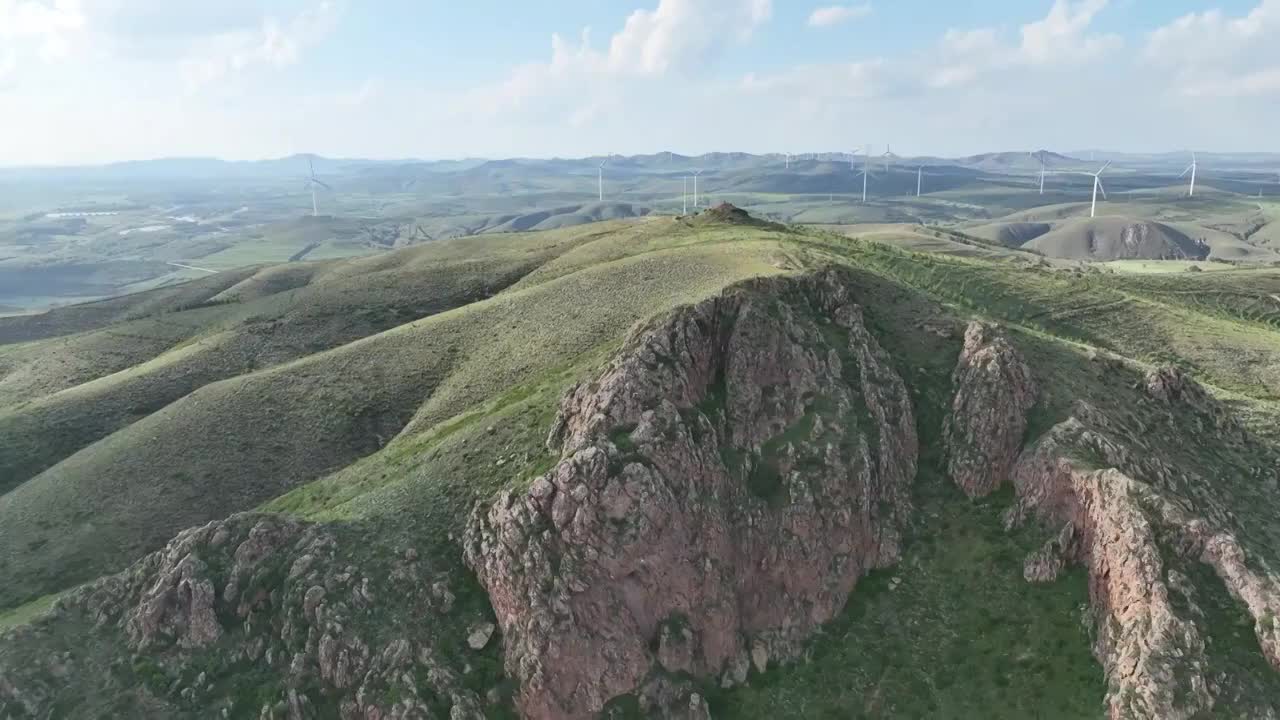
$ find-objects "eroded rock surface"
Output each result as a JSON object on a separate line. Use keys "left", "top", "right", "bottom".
{"left": 1005, "top": 369, "right": 1280, "bottom": 719}
{"left": 1, "top": 514, "right": 493, "bottom": 719}
{"left": 464, "top": 271, "right": 917, "bottom": 719}
{"left": 943, "top": 321, "right": 1037, "bottom": 498}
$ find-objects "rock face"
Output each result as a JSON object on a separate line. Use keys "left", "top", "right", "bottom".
{"left": 1, "top": 514, "right": 492, "bottom": 719}
{"left": 1005, "top": 370, "right": 1280, "bottom": 719}
{"left": 464, "top": 270, "right": 918, "bottom": 719}
{"left": 943, "top": 321, "right": 1037, "bottom": 498}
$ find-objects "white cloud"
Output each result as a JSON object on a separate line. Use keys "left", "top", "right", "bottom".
{"left": 0, "top": 0, "right": 88, "bottom": 69}
{"left": 0, "top": 49, "right": 17, "bottom": 80}
{"left": 1145, "top": 0, "right": 1280, "bottom": 98}
{"left": 469, "top": 0, "right": 772, "bottom": 120}
{"left": 926, "top": 0, "right": 1119, "bottom": 89}
{"left": 179, "top": 1, "right": 340, "bottom": 91}
{"left": 1181, "top": 68, "right": 1280, "bottom": 98}
{"left": 606, "top": 0, "right": 771, "bottom": 74}
{"left": 807, "top": 4, "right": 872, "bottom": 28}
{"left": 1017, "top": 0, "right": 1119, "bottom": 64}
{"left": 741, "top": 59, "right": 885, "bottom": 100}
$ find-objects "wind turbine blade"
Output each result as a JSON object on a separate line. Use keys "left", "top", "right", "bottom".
{"left": 1179, "top": 165, "right": 1192, "bottom": 178}
{"left": 1098, "top": 160, "right": 1112, "bottom": 174}
{"left": 309, "top": 156, "right": 315, "bottom": 177}
{"left": 314, "top": 179, "right": 332, "bottom": 190}
{"left": 1097, "top": 180, "right": 1108, "bottom": 200}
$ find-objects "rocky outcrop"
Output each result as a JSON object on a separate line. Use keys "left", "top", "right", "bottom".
{"left": 1, "top": 514, "right": 494, "bottom": 719}
{"left": 944, "top": 321, "right": 1037, "bottom": 497}
{"left": 464, "top": 270, "right": 917, "bottom": 719}
{"left": 1009, "top": 434, "right": 1215, "bottom": 719}
{"left": 1007, "top": 371, "right": 1280, "bottom": 719}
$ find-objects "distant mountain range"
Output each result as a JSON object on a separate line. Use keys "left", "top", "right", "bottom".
{"left": 3, "top": 150, "right": 1277, "bottom": 181}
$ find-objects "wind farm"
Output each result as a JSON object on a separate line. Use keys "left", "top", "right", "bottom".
{"left": 1, "top": 147, "right": 1278, "bottom": 313}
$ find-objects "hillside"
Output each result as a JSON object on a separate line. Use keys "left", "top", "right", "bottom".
{"left": 4, "top": 209, "right": 1280, "bottom": 718}
{"left": 1022, "top": 217, "right": 1209, "bottom": 260}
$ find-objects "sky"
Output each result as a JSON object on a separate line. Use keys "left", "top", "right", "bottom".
{"left": 0, "top": 0, "right": 1277, "bottom": 165}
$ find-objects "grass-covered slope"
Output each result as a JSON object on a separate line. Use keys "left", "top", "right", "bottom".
{"left": 0, "top": 218, "right": 790, "bottom": 608}
{"left": 3, "top": 209, "right": 1280, "bottom": 718}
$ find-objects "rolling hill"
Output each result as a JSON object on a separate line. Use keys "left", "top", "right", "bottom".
{"left": 1022, "top": 217, "right": 1208, "bottom": 260}
{"left": 3, "top": 207, "right": 1280, "bottom": 718}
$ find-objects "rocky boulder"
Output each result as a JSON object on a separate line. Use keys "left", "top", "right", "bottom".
{"left": 944, "top": 321, "right": 1037, "bottom": 497}
{"left": 464, "top": 270, "right": 918, "bottom": 719}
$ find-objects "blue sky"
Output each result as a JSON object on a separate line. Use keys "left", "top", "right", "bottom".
{"left": 1, "top": 0, "right": 1276, "bottom": 164}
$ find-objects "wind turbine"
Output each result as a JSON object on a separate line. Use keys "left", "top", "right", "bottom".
{"left": 1087, "top": 161, "right": 1111, "bottom": 218}
{"left": 858, "top": 145, "right": 873, "bottom": 203}
{"left": 882, "top": 144, "right": 898, "bottom": 173}
{"left": 916, "top": 165, "right": 924, "bottom": 197}
{"left": 1179, "top": 152, "right": 1198, "bottom": 197}
{"left": 597, "top": 156, "right": 608, "bottom": 202}
{"left": 693, "top": 169, "right": 704, "bottom": 208}
{"left": 1032, "top": 151, "right": 1048, "bottom": 195}
{"left": 304, "top": 157, "right": 331, "bottom": 217}
{"left": 784, "top": 152, "right": 791, "bottom": 169}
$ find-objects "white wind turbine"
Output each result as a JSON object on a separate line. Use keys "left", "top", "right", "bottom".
{"left": 785, "top": 152, "right": 791, "bottom": 169}
{"left": 1031, "top": 151, "right": 1048, "bottom": 195}
{"left": 916, "top": 165, "right": 924, "bottom": 197}
{"left": 1179, "top": 152, "right": 1198, "bottom": 197}
{"left": 304, "top": 157, "right": 331, "bottom": 217}
{"left": 1087, "top": 161, "right": 1111, "bottom": 218}
{"left": 693, "top": 169, "right": 704, "bottom": 208}
{"left": 858, "top": 145, "right": 873, "bottom": 203}
{"left": 882, "top": 144, "right": 898, "bottom": 173}
{"left": 597, "top": 156, "right": 608, "bottom": 202}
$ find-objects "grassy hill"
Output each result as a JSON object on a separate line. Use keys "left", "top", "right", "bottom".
{"left": 3, "top": 207, "right": 1280, "bottom": 717}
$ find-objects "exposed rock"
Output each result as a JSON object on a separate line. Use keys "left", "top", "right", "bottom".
{"left": 1143, "top": 365, "right": 1246, "bottom": 444}
{"left": 127, "top": 552, "right": 222, "bottom": 650}
{"left": 656, "top": 620, "right": 696, "bottom": 674}
{"left": 944, "top": 321, "right": 1037, "bottom": 498}
{"left": 1008, "top": 404, "right": 1280, "bottom": 718}
{"left": 1022, "top": 523, "right": 1074, "bottom": 583}
{"left": 465, "top": 270, "right": 917, "bottom": 719}
{"left": 467, "top": 622, "right": 496, "bottom": 651}
{"left": 0, "top": 514, "right": 489, "bottom": 719}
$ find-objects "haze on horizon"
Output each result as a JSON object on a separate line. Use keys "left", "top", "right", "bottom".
{"left": 1, "top": 0, "right": 1277, "bottom": 166}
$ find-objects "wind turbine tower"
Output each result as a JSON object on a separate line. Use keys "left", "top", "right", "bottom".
{"left": 1179, "top": 152, "right": 1198, "bottom": 197}
{"left": 1088, "top": 161, "right": 1111, "bottom": 218}
{"left": 597, "top": 157, "right": 608, "bottom": 202}
{"left": 785, "top": 152, "right": 791, "bottom": 169}
{"left": 859, "top": 145, "right": 872, "bottom": 203}
{"left": 304, "top": 157, "right": 331, "bottom": 217}
{"left": 693, "top": 169, "right": 704, "bottom": 208}
{"left": 917, "top": 165, "right": 923, "bottom": 197}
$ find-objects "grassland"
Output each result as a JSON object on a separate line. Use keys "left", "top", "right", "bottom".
{"left": 3, "top": 207, "right": 1280, "bottom": 716}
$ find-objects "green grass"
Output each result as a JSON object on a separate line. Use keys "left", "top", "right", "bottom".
{"left": 5, "top": 207, "right": 1280, "bottom": 717}
{"left": 0, "top": 591, "right": 60, "bottom": 631}
{"left": 1102, "top": 259, "right": 1241, "bottom": 274}
{"left": 709, "top": 483, "right": 1104, "bottom": 720}
{"left": 0, "top": 222, "right": 787, "bottom": 608}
